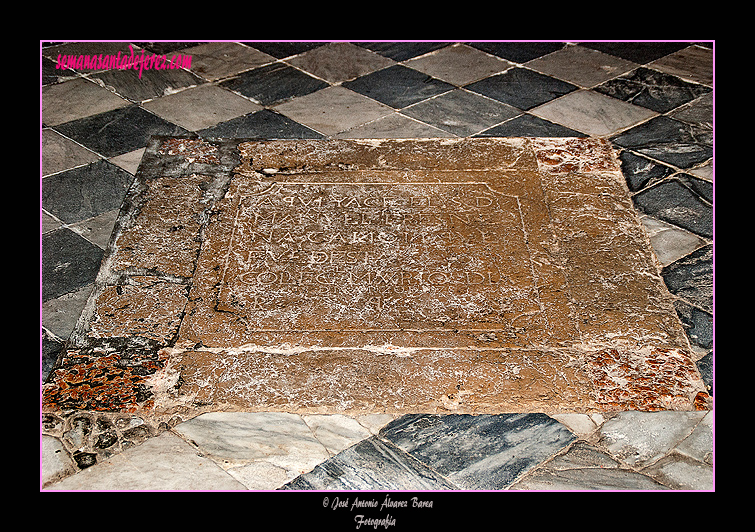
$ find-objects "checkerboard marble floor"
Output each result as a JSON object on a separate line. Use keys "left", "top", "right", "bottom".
{"left": 41, "top": 41, "right": 714, "bottom": 492}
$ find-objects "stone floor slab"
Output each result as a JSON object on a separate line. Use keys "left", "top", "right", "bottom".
{"left": 42, "top": 137, "right": 710, "bottom": 421}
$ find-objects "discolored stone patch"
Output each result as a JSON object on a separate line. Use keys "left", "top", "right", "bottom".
{"left": 42, "top": 137, "right": 710, "bottom": 420}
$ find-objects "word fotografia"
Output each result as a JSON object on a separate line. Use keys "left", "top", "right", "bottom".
{"left": 54, "top": 44, "right": 192, "bottom": 79}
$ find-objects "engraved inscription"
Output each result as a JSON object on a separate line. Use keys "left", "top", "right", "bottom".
{"left": 216, "top": 179, "right": 540, "bottom": 331}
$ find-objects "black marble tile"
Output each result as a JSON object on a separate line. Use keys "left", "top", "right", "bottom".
{"left": 42, "top": 56, "right": 77, "bottom": 86}
{"left": 90, "top": 67, "right": 204, "bottom": 103}
{"left": 42, "top": 228, "right": 104, "bottom": 302}
{"left": 594, "top": 67, "right": 712, "bottom": 113}
{"left": 632, "top": 178, "right": 712, "bottom": 238}
{"left": 696, "top": 351, "right": 713, "bottom": 396}
{"left": 42, "top": 329, "right": 65, "bottom": 382}
{"left": 475, "top": 113, "right": 585, "bottom": 137}
{"left": 220, "top": 62, "right": 328, "bottom": 106}
{"left": 618, "top": 150, "right": 675, "bottom": 192}
{"left": 678, "top": 173, "right": 713, "bottom": 204}
{"left": 579, "top": 42, "right": 690, "bottom": 64}
{"left": 197, "top": 109, "right": 324, "bottom": 139}
{"left": 357, "top": 42, "right": 451, "bottom": 61}
{"left": 42, "top": 159, "right": 134, "bottom": 225}
{"left": 674, "top": 299, "right": 713, "bottom": 352}
{"left": 342, "top": 64, "right": 455, "bottom": 109}
{"left": 379, "top": 413, "right": 575, "bottom": 490}
{"left": 468, "top": 42, "right": 566, "bottom": 63}
{"left": 610, "top": 116, "right": 712, "bottom": 169}
{"left": 464, "top": 67, "right": 578, "bottom": 111}
{"left": 281, "top": 437, "right": 458, "bottom": 490}
{"left": 243, "top": 42, "right": 326, "bottom": 59}
{"left": 662, "top": 244, "right": 712, "bottom": 313}
{"left": 52, "top": 105, "right": 189, "bottom": 158}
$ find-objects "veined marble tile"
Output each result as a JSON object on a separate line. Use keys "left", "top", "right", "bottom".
{"left": 380, "top": 413, "right": 576, "bottom": 490}
{"left": 530, "top": 89, "right": 657, "bottom": 137}
{"left": 173, "top": 412, "right": 330, "bottom": 474}
{"left": 282, "top": 437, "right": 457, "bottom": 490}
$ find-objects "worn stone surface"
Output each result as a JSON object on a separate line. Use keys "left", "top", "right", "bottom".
{"left": 42, "top": 137, "right": 710, "bottom": 420}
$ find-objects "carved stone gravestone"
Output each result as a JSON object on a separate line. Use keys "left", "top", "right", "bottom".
{"left": 43, "top": 137, "right": 710, "bottom": 420}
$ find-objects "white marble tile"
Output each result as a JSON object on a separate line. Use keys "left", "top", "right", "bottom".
{"left": 45, "top": 432, "right": 245, "bottom": 491}
{"left": 173, "top": 412, "right": 330, "bottom": 475}
{"left": 530, "top": 89, "right": 657, "bottom": 136}
{"left": 302, "top": 414, "right": 373, "bottom": 455}
{"left": 640, "top": 215, "right": 708, "bottom": 266}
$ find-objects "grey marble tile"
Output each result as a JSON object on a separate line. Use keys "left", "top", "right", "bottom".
{"left": 286, "top": 42, "right": 395, "bottom": 84}
{"left": 401, "top": 88, "right": 519, "bottom": 137}
{"left": 42, "top": 129, "right": 101, "bottom": 177}
{"left": 526, "top": 44, "right": 638, "bottom": 88}
{"left": 640, "top": 215, "right": 707, "bottom": 267}
{"left": 282, "top": 437, "right": 458, "bottom": 490}
{"left": 273, "top": 86, "right": 393, "bottom": 136}
{"left": 649, "top": 45, "right": 713, "bottom": 86}
{"left": 337, "top": 112, "right": 454, "bottom": 139}
{"left": 142, "top": 83, "right": 261, "bottom": 131}
{"left": 42, "top": 77, "right": 130, "bottom": 127}
{"left": 510, "top": 442, "right": 669, "bottom": 490}
{"left": 380, "top": 414, "right": 575, "bottom": 490}
{"left": 404, "top": 43, "right": 514, "bottom": 86}
{"left": 530, "top": 89, "right": 657, "bottom": 137}
{"left": 597, "top": 411, "right": 708, "bottom": 469}
{"left": 182, "top": 41, "right": 276, "bottom": 82}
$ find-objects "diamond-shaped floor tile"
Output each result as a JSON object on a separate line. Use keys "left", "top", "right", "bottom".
{"left": 42, "top": 78, "right": 130, "bottom": 127}
{"left": 220, "top": 62, "right": 328, "bottom": 106}
{"left": 143, "top": 84, "right": 261, "bottom": 131}
{"left": 525, "top": 44, "right": 638, "bottom": 88}
{"left": 594, "top": 67, "right": 712, "bottom": 113}
{"left": 401, "top": 88, "right": 519, "bottom": 136}
{"left": 42, "top": 159, "right": 134, "bottom": 224}
{"left": 282, "top": 436, "right": 458, "bottom": 490}
{"left": 464, "top": 67, "right": 578, "bottom": 111}
{"left": 182, "top": 42, "right": 276, "bottom": 82}
{"left": 285, "top": 42, "right": 395, "bottom": 83}
{"left": 611, "top": 115, "right": 713, "bottom": 169}
{"left": 52, "top": 105, "right": 189, "bottom": 158}
{"left": 273, "top": 85, "right": 394, "bottom": 136}
{"left": 197, "top": 109, "right": 324, "bottom": 139}
{"left": 379, "top": 413, "right": 576, "bottom": 490}
{"left": 42, "top": 228, "right": 104, "bottom": 302}
{"left": 529, "top": 89, "right": 657, "bottom": 137}
{"left": 342, "top": 64, "right": 454, "bottom": 109}
{"left": 403, "top": 43, "right": 514, "bottom": 86}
